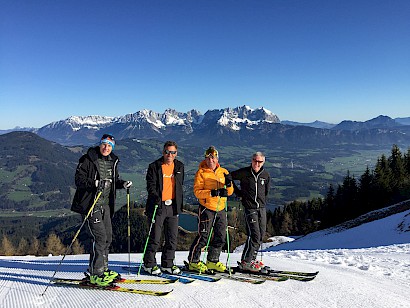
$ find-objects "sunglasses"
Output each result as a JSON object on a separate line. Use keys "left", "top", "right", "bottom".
{"left": 164, "top": 150, "right": 177, "bottom": 155}
{"left": 253, "top": 159, "right": 264, "bottom": 163}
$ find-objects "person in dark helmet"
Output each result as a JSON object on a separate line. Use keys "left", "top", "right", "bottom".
{"left": 187, "top": 146, "right": 234, "bottom": 273}
{"left": 71, "top": 133, "right": 132, "bottom": 286}
{"left": 143, "top": 140, "right": 185, "bottom": 275}
{"left": 231, "top": 151, "right": 270, "bottom": 272}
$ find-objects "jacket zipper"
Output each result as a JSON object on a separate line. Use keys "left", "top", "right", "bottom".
{"left": 252, "top": 170, "right": 260, "bottom": 209}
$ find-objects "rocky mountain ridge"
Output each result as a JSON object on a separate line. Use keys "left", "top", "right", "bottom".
{"left": 1, "top": 105, "right": 409, "bottom": 147}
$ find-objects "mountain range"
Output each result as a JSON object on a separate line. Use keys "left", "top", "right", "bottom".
{"left": 1, "top": 105, "right": 410, "bottom": 147}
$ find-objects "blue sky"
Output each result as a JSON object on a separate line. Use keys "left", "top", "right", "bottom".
{"left": 1, "top": 0, "right": 409, "bottom": 129}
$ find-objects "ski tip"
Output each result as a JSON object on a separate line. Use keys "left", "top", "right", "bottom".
{"left": 161, "top": 289, "right": 173, "bottom": 296}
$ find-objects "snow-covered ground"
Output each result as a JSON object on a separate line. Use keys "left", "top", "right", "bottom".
{"left": 0, "top": 209, "right": 409, "bottom": 308}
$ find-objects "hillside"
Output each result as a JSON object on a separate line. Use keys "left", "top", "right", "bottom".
{"left": 0, "top": 132, "right": 79, "bottom": 211}
{"left": 268, "top": 203, "right": 410, "bottom": 251}
{"left": 0, "top": 204, "right": 408, "bottom": 307}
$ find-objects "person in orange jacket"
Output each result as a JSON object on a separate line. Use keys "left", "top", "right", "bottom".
{"left": 187, "top": 146, "right": 234, "bottom": 273}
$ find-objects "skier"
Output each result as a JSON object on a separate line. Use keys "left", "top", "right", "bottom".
{"left": 187, "top": 146, "right": 234, "bottom": 273}
{"left": 231, "top": 151, "right": 270, "bottom": 272}
{"left": 143, "top": 141, "right": 185, "bottom": 275}
{"left": 71, "top": 133, "right": 132, "bottom": 286}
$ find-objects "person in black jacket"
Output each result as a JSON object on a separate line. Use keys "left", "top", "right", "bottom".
{"left": 143, "top": 141, "right": 184, "bottom": 275}
{"left": 231, "top": 151, "right": 270, "bottom": 272}
{"left": 71, "top": 133, "right": 132, "bottom": 286}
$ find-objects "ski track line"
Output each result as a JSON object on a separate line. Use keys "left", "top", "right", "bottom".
{"left": 0, "top": 269, "right": 172, "bottom": 308}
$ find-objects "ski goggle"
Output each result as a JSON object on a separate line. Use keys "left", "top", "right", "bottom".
{"left": 204, "top": 147, "right": 218, "bottom": 158}
{"left": 101, "top": 133, "right": 115, "bottom": 141}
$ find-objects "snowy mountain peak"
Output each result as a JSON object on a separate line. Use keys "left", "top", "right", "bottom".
{"left": 215, "top": 105, "right": 280, "bottom": 130}
{"left": 45, "top": 115, "right": 114, "bottom": 131}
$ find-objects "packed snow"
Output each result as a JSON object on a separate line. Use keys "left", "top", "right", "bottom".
{"left": 0, "top": 209, "right": 409, "bottom": 308}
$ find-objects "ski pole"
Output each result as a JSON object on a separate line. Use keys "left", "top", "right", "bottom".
{"left": 41, "top": 191, "right": 102, "bottom": 296}
{"left": 127, "top": 188, "right": 131, "bottom": 274}
{"left": 138, "top": 204, "right": 159, "bottom": 276}
{"left": 258, "top": 209, "right": 265, "bottom": 265}
{"left": 225, "top": 188, "right": 231, "bottom": 274}
{"left": 201, "top": 187, "right": 224, "bottom": 272}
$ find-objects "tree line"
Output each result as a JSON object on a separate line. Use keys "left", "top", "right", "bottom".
{"left": 268, "top": 145, "right": 410, "bottom": 236}
{"left": 0, "top": 233, "right": 84, "bottom": 256}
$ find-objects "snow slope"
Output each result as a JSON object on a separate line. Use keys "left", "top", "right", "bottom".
{"left": 0, "top": 209, "right": 409, "bottom": 308}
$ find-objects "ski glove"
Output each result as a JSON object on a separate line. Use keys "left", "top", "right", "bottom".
{"left": 211, "top": 188, "right": 228, "bottom": 197}
{"left": 224, "top": 173, "right": 233, "bottom": 187}
{"left": 96, "top": 179, "right": 112, "bottom": 192}
{"left": 123, "top": 181, "right": 133, "bottom": 189}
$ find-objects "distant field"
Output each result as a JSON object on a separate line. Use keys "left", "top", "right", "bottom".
{"left": 324, "top": 149, "right": 389, "bottom": 176}
{"left": 0, "top": 208, "right": 74, "bottom": 218}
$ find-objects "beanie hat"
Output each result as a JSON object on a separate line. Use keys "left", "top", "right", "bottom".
{"left": 100, "top": 133, "right": 115, "bottom": 150}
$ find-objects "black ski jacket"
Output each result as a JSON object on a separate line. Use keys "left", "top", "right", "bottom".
{"left": 146, "top": 157, "right": 184, "bottom": 216}
{"left": 71, "top": 146, "right": 125, "bottom": 218}
{"left": 231, "top": 166, "right": 270, "bottom": 210}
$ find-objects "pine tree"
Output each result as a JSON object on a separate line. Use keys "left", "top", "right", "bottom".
{"left": 279, "top": 211, "right": 292, "bottom": 235}
{"left": 17, "top": 238, "right": 29, "bottom": 256}
{"left": 71, "top": 239, "right": 85, "bottom": 255}
{"left": 388, "top": 145, "right": 405, "bottom": 190}
{"left": 373, "top": 154, "right": 393, "bottom": 207}
{"left": 28, "top": 237, "right": 41, "bottom": 256}
{"left": 358, "top": 166, "right": 374, "bottom": 213}
{"left": 45, "top": 233, "right": 66, "bottom": 256}
{"left": 1, "top": 235, "right": 15, "bottom": 256}
{"left": 404, "top": 149, "right": 410, "bottom": 177}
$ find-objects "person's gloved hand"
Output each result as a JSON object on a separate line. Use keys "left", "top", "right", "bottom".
{"left": 96, "top": 179, "right": 111, "bottom": 191}
{"left": 224, "top": 173, "right": 233, "bottom": 187}
{"left": 211, "top": 189, "right": 219, "bottom": 197}
{"left": 211, "top": 188, "right": 228, "bottom": 197}
{"left": 218, "top": 188, "right": 228, "bottom": 197}
{"left": 123, "top": 181, "right": 133, "bottom": 189}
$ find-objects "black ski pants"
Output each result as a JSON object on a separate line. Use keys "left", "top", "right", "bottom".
{"left": 241, "top": 208, "right": 266, "bottom": 262}
{"left": 143, "top": 205, "right": 179, "bottom": 268}
{"left": 84, "top": 203, "right": 112, "bottom": 276}
{"left": 188, "top": 205, "right": 227, "bottom": 263}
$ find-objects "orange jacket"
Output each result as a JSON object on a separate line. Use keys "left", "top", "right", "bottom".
{"left": 193, "top": 160, "right": 234, "bottom": 212}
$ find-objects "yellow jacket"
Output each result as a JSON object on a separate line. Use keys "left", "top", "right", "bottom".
{"left": 193, "top": 160, "right": 234, "bottom": 212}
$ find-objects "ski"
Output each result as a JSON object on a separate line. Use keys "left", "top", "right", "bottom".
{"left": 122, "top": 266, "right": 195, "bottom": 284}
{"left": 232, "top": 266, "right": 316, "bottom": 282}
{"left": 52, "top": 280, "right": 172, "bottom": 296}
{"left": 237, "top": 271, "right": 312, "bottom": 282}
{"left": 230, "top": 271, "right": 288, "bottom": 282}
{"left": 175, "top": 270, "right": 222, "bottom": 282}
{"left": 276, "top": 274, "right": 316, "bottom": 282}
{"left": 211, "top": 271, "right": 267, "bottom": 284}
{"left": 180, "top": 261, "right": 262, "bottom": 283}
{"left": 53, "top": 277, "right": 176, "bottom": 285}
{"left": 268, "top": 269, "right": 319, "bottom": 277}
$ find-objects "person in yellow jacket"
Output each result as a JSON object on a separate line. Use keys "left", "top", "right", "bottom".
{"left": 187, "top": 146, "right": 234, "bottom": 273}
